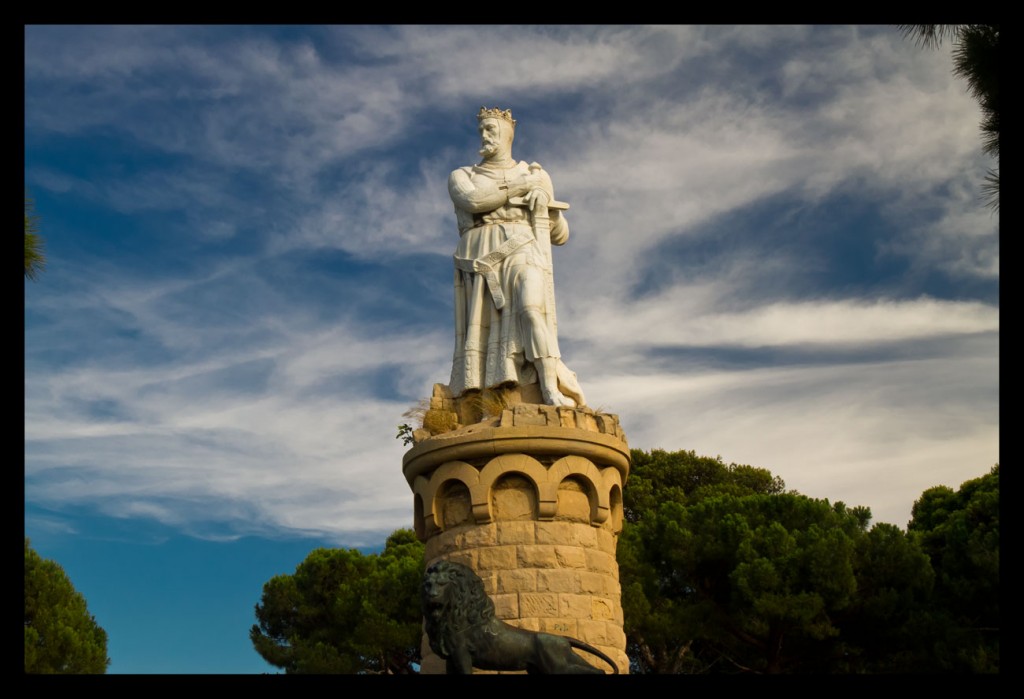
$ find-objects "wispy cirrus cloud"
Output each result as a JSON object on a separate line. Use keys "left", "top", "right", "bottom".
{"left": 25, "top": 25, "right": 997, "bottom": 545}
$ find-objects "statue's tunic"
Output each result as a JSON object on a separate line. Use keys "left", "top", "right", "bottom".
{"left": 448, "top": 160, "right": 568, "bottom": 397}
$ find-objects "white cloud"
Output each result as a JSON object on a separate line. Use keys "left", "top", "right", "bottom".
{"left": 569, "top": 282, "right": 997, "bottom": 350}
{"left": 25, "top": 250, "right": 456, "bottom": 543}
{"left": 583, "top": 336, "right": 998, "bottom": 528}
{"left": 24, "top": 25, "right": 998, "bottom": 546}
{"left": 276, "top": 156, "right": 456, "bottom": 258}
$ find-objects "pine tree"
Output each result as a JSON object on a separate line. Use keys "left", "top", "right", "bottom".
{"left": 24, "top": 538, "right": 110, "bottom": 673}
{"left": 250, "top": 529, "right": 424, "bottom": 673}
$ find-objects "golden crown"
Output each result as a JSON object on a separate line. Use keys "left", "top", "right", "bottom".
{"left": 477, "top": 106, "right": 516, "bottom": 128}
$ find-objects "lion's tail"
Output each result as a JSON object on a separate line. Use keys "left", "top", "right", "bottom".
{"left": 568, "top": 638, "right": 620, "bottom": 674}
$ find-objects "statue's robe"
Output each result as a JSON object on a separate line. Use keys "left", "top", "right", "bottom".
{"left": 448, "top": 160, "right": 568, "bottom": 397}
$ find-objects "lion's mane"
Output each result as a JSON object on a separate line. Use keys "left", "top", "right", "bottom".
{"left": 422, "top": 560, "right": 496, "bottom": 658}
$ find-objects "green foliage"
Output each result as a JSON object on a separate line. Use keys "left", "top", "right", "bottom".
{"left": 621, "top": 449, "right": 820, "bottom": 673}
{"left": 396, "top": 424, "right": 414, "bottom": 446}
{"left": 24, "top": 538, "right": 109, "bottom": 674}
{"left": 835, "top": 522, "right": 936, "bottom": 672}
{"left": 624, "top": 448, "right": 785, "bottom": 525}
{"left": 620, "top": 449, "right": 998, "bottom": 673}
{"left": 250, "top": 529, "right": 425, "bottom": 674}
{"left": 25, "top": 193, "right": 45, "bottom": 280}
{"left": 907, "top": 465, "right": 999, "bottom": 672}
{"left": 625, "top": 490, "right": 869, "bottom": 673}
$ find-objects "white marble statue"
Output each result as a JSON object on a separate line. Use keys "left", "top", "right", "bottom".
{"left": 448, "top": 107, "right": 585, "bottom": 408}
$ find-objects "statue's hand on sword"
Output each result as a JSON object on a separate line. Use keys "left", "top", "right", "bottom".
{"left": 523, "top": 188, "right": 550, "bottom": 212}
{"left": 506, "top": 163, "right": 570, "bottom": 213}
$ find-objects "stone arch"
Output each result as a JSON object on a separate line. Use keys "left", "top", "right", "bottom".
{"left": 556, "top": 475, "right": 594, "bottom": 523}
{"left": 602, "top": 468, "right": 625, "bottom": 533}
{"left": 549, "top": 455, "right": 609, "bottom": 525}
{"left": 413, "top": 491, "right": 426, "bottom": 540}
{"left": 489, "top": 472, "right": 541, "bottom": 522}
{"left": 421, "top": 461, "right": 479, "bottom": 533}
{"left": 436, "top": 479, "right": 473, "bottom": 529}
{"left": 478, "top": 453, "right": 552, "bottom": 521}
{"left": 411, "top": 475, "right": 433, "bottom": 537}
{"left": 608, "top": 483, "right": 624, "bottom": 534}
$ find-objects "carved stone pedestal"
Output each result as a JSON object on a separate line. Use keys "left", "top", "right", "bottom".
{"left": 402, "top": 390, "right": 630, "bottom": 674}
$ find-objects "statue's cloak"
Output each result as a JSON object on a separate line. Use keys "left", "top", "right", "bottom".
{"left": 448, "top": 161, "right": 567, "bottom": 397}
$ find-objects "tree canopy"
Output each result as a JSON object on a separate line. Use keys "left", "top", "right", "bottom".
{"left": 249, "top": 452, "right": 997, "bottom": 674}
{"left": 907, "top": 464, "right": 999, "bottom": 671}
{"left": 619, "top": 448, "right": 995, "bottom": 673}
{"left": 619, "top": 450, "right": 876, "bottom": 673}
{"left": 24, "top": 538, "right": 110, "bottom": 674}
{"left": 250, "top": 529, "right": 424, "bottom": 674}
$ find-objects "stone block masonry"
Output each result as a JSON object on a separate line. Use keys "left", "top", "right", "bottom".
{"left": 403, "top": 408, "right": 630, "bottom": 674}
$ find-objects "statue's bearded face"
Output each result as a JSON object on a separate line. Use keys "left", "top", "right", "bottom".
{"left": 478, "top": 118, "right": 513, "bottom": 159}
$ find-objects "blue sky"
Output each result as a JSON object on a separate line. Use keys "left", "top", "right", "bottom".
{"left": 24, "top": 25, "right": 998, "bottom": 674}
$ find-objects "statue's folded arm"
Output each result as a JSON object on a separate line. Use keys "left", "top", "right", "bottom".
{"left": 448, "top": 169, "right": 506, "bottom": 214}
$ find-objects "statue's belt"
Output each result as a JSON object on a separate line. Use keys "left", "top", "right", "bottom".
{"left": 454, "top": 226, "right": 535, "bottom": 310}
{"left": 472, "top": 213, "right": 528, "bottom": 227}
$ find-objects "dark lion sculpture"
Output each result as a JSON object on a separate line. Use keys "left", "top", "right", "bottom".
{"left": 421, "top": 559, "right": 619, "bottom": 674}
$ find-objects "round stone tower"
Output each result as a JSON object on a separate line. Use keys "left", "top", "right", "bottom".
{"left": 402, "top": 384, "right": 630, "bottom": 674}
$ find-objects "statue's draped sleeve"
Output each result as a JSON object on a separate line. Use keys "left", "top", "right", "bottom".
{"left": 448, "top": 168, "right": 506, "bottom": 214}
{"left": 449, "top": 164, "right": 569, "bottom": 244}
